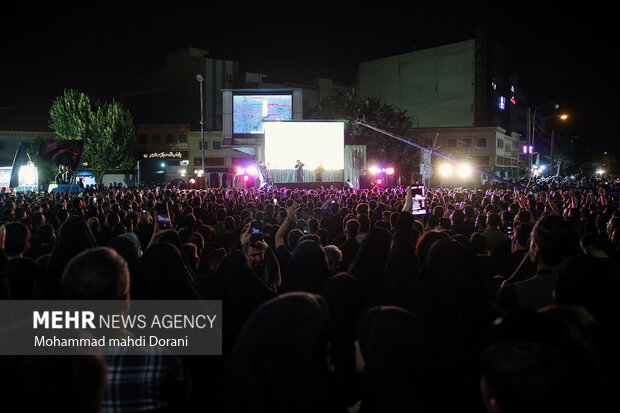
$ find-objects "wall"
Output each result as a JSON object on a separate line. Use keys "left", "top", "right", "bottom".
{"left": 358, "top": 40, "right": 476, "bottom": 128}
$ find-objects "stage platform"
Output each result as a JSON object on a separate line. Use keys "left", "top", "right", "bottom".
{"left": 272, "top": 181, "right": 344, "bottom": 190}
{"left": 48, "top": 183, "right": 85, "bottom": 194}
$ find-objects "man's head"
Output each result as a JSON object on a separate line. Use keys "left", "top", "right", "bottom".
{"left": 487, "top": 212, "right": 501, "bottom": 229}
{"left": 61, "top": 247, "right": 130, "bottom": 300}
{"left": 244, "top": 241, "right": 267, "bottom": 273}
{"left": 324, "top": 245, "right": 342, "bottom": 274}
{"left": 529, "top": 215, "right": 580, "bottom": 269}
{"left": 4, "top": 222, "right": 30, "bottom": 258}
{"left": 345, "top": 218, "right": 360, "bottom": 239}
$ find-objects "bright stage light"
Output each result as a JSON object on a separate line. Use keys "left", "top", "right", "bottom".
{"left": 236, "top": 167, "right": 245, "bottom": 175}
{"left": 189, "top": 177, "right": 196, "bottom": 185}
{"left": 439, "top": 164, "right": 453, "bottom": 176}
{"left": 246, "top": 166, "right": 258, "bottom": 176}
{"left": 385, "top": 167, "right": 394, "bottom": 175}
{"left": 368, "top": 166, "right": 379, "bottom": 174}
{"left": 19, "top": 163, "right": 37, "bottom": 186}
{"left": 264, "top": 121, "right": 344, "bottom": 170}
{"left": 376, "top": 178, "right": 383, "bottom": 185}
{"left": 456, "top": 163, "right": 472, "bottom": 178}
{"left": 243, "top": 175, "right": 249, "bottom": 182}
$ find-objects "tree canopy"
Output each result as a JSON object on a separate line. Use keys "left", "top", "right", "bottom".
{"left": 48, "top": 89, "right": 135, "bottom": 183}
{"left": 307, "top": 91, "right": 418, "bottom": 173}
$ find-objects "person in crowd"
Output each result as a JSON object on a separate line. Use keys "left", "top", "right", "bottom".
{"left": 221, "top": 292, "right": 339, "bottom": 413}
{"left": 4, "top": 222, "right": 38, "bottom": 299}
{"left": 497, "top": 215, "right": 581, "bottom": 312}
{"left": 324, "top": 244, "right": 343, "bottom": 275}
{"left": 356, "top": 306, "right": 434, "bottom": 413}
{"left": 61, "top": 246, "right": 191, "bottom": 412}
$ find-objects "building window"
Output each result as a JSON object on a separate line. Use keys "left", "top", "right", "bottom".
{"left": 477, "top": 138, "right": 487, "bottom": 147}
{"left": 0, "top": 141, "right": 4, "bottom": 151}
{"left": 448, "top": 139, "right": 457, "bottom": 147}
{"left": 199, "top": 141, "right": 208, "bottom": 150}
{"left": 424, "top": 138, "right": 433, "bottom": 147}
{"left": 462, "top": 138, "right": 472, "bottom": 147}
{"left": 152, "top": 134, "right": 161, "bottom": 143}
{"left": 213, "top": 141, "right": 222, "bottom": 150}
{"left": 166, "top": 134, "right": 174, "bottom": 143}
{"left": 497, "top": 139, "right": 504, "bottom": 149}
{"left": 179, "top": 134, "right": 187, "bottom": 143}
{"left": 138, "top": 134, "right": 147, "bottom": 144}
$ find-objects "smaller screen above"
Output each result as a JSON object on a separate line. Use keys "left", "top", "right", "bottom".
{"left": 233, "top": 95, "right": 293, "bottom": 134}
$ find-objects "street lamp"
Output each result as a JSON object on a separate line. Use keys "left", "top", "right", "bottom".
{"left": 196, "top": 74, "right": 206, "bottom": 188}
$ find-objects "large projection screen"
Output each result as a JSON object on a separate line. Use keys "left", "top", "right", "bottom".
{"left": 264, "top": 122, "right": 344, "bottom": 170}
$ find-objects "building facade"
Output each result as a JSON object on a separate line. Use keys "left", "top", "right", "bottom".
{"left": 408, "top": 126, "right": 521, "bottom": 185}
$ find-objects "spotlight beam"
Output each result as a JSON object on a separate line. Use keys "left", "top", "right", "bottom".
{"left": 357, "top": 121, "right": 526, "bottom": 191}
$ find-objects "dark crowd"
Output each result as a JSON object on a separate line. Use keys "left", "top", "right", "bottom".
{"left": 0, "top": 175, "right": 619, "bottom": 413}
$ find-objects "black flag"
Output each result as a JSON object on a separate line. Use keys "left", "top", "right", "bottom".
{"left": 38, "top": 140, "right": 85, "bottom": 170}
{"left": 9, "top": 142, "right": 30, "bottom": 189}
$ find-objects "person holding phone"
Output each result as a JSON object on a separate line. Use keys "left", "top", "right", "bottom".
{"left": 240, "top": 221, "right": 280, "bottom": 291}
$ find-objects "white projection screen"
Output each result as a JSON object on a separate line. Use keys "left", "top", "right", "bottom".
{"left": 264, "top": 121, "right": 344, "bottom": 170}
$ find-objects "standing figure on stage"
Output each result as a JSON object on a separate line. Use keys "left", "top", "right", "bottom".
{"left": 258, "top": 161, "right": 269, "bottom": 187}
{"left": 295, "top": 160, "right": 305, "bottom": 182}
{"left": 315, "top": 162, "right": 325, "bottom": 182}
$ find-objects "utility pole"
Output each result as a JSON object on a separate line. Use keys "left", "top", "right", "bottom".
{"left": 550, "top": 129, "right": 555, "bottom": 176}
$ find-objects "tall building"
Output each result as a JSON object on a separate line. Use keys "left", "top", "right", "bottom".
{"left": 359, "top": 27, "right": 529, "bottom": 133}
{"left": 357, "top": 26, "right": 529, "bottom": 181}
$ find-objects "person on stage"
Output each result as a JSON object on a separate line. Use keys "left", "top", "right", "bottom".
{"left": 295, "top": 160, "right": 305, "bottom": 182}
{"left": 315, "top": 163, "right": 325, "bottom": 182}
{"left": 258, "top": 161, "right": 269, "bottom": 187}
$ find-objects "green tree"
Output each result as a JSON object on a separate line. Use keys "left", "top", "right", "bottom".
{"left": 49, "top": 89, "right": 136, "bottom": 184}
{"left": 307, "top": 91, "right": 417, "bottom": 174}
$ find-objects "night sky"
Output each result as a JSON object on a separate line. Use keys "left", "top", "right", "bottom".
{"left": 1, "top": 2, "right": 615, "bottom": 157}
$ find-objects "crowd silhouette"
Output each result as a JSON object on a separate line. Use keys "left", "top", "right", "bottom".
{"left": 0, "top": 175, "right": 618, "bottom": 412}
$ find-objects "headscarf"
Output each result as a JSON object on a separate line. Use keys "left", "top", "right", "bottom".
{"left": 132, "top": 241, "right": 202, "bottom": 300}
{"left": 420, "top": 237, "right": 497, "bottom": 413}
{"left": 208, "top": 250, "right": 276, "bottom": 356}
{"left": 357, "top": 306, "right": 434, "bottom": 413}
{"left": 348, "top": 227, "right": 392, "bottom": 309}
{"left": 321, "top": 273, "right": 363, "bottom": 408}
{"left": 108, "top": 232, "right": 142, "bottom": 279}
{"left": 37, "top": 216, "right": 97, "bottom": 299}
{"left": 281, "top": 239, "right": 330, "bottom": 294}
{"left": 222, "top": 292, "right": 335, "bottom": 413}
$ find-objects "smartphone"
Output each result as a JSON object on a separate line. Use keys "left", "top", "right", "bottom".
{"left": 250, "top": 220, "right": 264, "bottom": 244}
{"left": 410, "top": 185, "right": 426, "bottom": 215}
{"left": 155, "top": 202, "right": 171, "bottom": 229}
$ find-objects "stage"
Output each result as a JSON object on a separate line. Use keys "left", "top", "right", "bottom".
{"left": 272, "top": 181, "right": 344, "bottom": 190}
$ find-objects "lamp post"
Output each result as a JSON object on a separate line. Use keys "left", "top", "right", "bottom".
{"left": 196, "top": 74, "right": 206, "bottom": 189}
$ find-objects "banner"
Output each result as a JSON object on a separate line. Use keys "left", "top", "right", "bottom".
{"left": 38, "top": 140, "right": 85, "bottom": 170}
{"left": 9, "top": 142, "right": 30, "bottom": 188}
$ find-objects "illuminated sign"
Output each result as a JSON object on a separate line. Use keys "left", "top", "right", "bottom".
{"left": 140, "top": 151, "right": 189, "bottom": 160}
